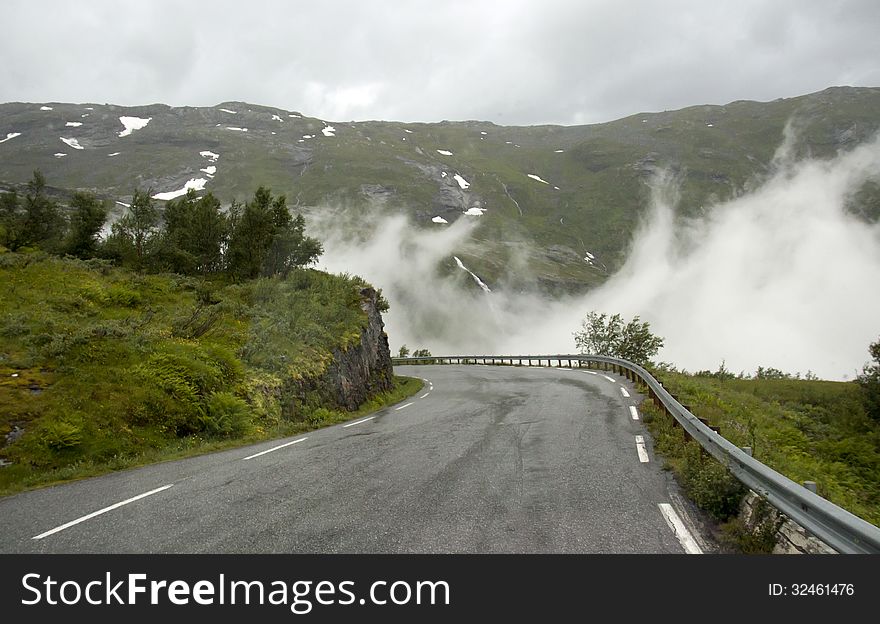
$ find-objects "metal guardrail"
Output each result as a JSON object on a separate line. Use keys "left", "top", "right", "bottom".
{"left": 393, "top": 354, "right": 880, "bottom": 554}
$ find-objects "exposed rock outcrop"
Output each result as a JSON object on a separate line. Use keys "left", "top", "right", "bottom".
{"left": 322, "top": 287, "right": 394, "bottom": 410}
{"left": 280, "top": 287, "right": 394, "bottom": 417}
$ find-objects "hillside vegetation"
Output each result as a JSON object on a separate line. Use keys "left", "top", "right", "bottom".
{"left": 643, "top": 369, "right": 880, "bottom": 527}
{"left": 0, "top": 176, "right": 412, "bottom": 495}
{"left": 0, "top": 251, "right": 413, "bottom": 495}
{"left": 3, "top": 86, "right": 878, "bottom": 293}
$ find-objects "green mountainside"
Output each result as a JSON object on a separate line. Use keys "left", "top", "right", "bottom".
{"left": 3, "top": 86, "right": 878, "bottom": 293}
{"left": 0, "top": 252, "right": 411, "bottom": 495}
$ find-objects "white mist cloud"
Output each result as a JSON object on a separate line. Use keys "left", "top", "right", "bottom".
{"left": 592, "top": 134, "right": 880, "bottom": 380}
{"left": 313, "top": 134, "right": 880, "bottom": 380}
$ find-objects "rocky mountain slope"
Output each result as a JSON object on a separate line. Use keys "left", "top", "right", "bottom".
{"left": 2, "top": 86, "right": 879, "bottom": 293}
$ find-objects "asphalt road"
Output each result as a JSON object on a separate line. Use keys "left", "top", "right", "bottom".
{"left": 0, "top": 364, "right": 710, "bottom": 553}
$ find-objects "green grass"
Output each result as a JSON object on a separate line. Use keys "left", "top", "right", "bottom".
{"left": 643, "top": 369, "right": 880, "bottom": 527}
{"left": 0, "top": 252, "right": 403, "bottom": 495}
{"left": 0, "top": 375, "right": 422, "bottom": 498}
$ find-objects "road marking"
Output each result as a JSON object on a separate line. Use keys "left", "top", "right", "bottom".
{"left": 242, "top": 437, "right": 308, "bottom": 460}
{"left": 396, "top": 402, "right": 414, "bottom": 411}
{"left": 620, "top": 387, "right": 630, "bottom": 398}
{"left": 629, "top": 406, "right": 640, "bottom": 420}
{"left": 635, "top": 435, "right": 649, "bottom": 462}
{"left": 420, "top": 392, "right": 431, "bottom": 399}
{"left": 584, "top": 371, "right": 598, "bottom": 375}
{"left": 343, "top": 416, "right": 375, "bottom": 428}
{"left": 32, "top": 484, "right": 174, "bottom": 540}
{"left": 603, "top": 375, "right": 616, "bottom": 382}
{"left": 658, "top": 503, "right": 703, "bottom": 554}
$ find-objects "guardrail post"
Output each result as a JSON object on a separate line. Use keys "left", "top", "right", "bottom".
{"left": 803, "top": 481, "right": 818, "bottom": 494}
{"left": 742, "top": 447, "right": 752, "bottom": 456}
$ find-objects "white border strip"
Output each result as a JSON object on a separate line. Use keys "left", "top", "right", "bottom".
{"left": 343, "top": 416, "right": 375, "bottom": 428}
{"left": 603, "top": 375, "right": 616, "bottom": 382}
{"left": 629, "top": 406, "right": 640, "bottom": 420}
{"left": 635, "top": 435, "right": 649, "bottom": 462}
{"left": 620, "top": 387, "right": 630, "bottom": 398}
{"left": 658, "top": 503, "right": 703, "bottom": 554}
{"left": 395, "top": 402, "right": 414, "bottom": 411}
{"left": 33, "top": 484, "right": 174, "bottom": 540}
{"left": 242, "top": 437, "right": 308, "bottom": 460}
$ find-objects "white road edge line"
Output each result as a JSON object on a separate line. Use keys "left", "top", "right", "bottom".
{"left": 343, "top": 416, "right": 375, "bottom": 428}
{"left": 32, "top": 484, "right": 174, "bottom": 540}
{"left": 395, "top": 402, "right": 414, "bottom": 411}
{"left": 242, "top": 437, "right": 308, "bottom": 460}
{"left": 420, "top": 392, "right": 431, "bottom": 399}
{"left": 620, "top": 387, "right": 630, "bottom": 398}
{"left": 635, "top": 435, "right": 650, "bottom": 463}
{"left": 658, "top": 503, "right": 703, "bottom": 554}
{"left": 584, "top": 371, "right": 598, "bottom": 375}
{"left": 603, "top": 375, "right": 616, "bottom": 382}
{"left": 629, "top": 406, "right": 640, "bottom": 420}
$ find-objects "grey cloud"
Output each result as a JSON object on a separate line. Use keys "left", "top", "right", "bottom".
{"left": 2, "top": 0, "right": 877, "bottom": 124}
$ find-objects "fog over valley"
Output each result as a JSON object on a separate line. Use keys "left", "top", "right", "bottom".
{"left": 315, "top": 132, "right": 880, "bottom": 380}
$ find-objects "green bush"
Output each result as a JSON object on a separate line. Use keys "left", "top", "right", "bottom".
{"left": 202, "top": 392, "right": 252, "bottom": 437}
{"left": 680, "top": 442, "right": 747, "bottom": 520}
{"left": 720, "top": 498, "right": 783, "bottom": 554}
{"left": 38, "top": 419, "right": 83, "bottom": 450}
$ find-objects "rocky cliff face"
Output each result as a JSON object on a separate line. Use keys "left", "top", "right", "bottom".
{"left": 322, "top": 287, "right": 394, "bottom": 410}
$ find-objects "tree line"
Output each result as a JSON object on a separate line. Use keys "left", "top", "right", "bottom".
{"left": 0, "top": 171, "right": 322, "bottom": 279}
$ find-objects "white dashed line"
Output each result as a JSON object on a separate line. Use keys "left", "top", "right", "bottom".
{"left": 32, "top": 484, "right": 174, "bottom": 540}
{"left": 658, "top": 503, "right": 703, "bottom": 554}
{"left": 635, "top": 435, "right": 649, "bottom": 463}
{"left": 620, "top": 387, "right": 630, "bottom": 398}
{"left": 343, "top": 416, "right": 375, "bottom": 428}
{"left": 584, "top": 371, "right": 598, "bottom": 375}
{"left": 420, "top": 392, "right": 431, "bottom": 399}
{"left": 242, "top": 437, "right": 308, "bottom": 460}
{"left": 603, "top": 375, "right": 616, "bottom": 382}
{"left": 629, "top": 406, "right": 640, "bottom": 420}
{"left": 395, "top": 402, "right": 414, "bottom": 411}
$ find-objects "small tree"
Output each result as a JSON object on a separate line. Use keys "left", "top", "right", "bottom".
{"left": 573, "top": 311, "right": 663, "bottom": 365}
{"left": 398, "top": 345, "right": 410, "bottom": 358}
{"left": 158, "top": 190, "right": 226, "bottom": 274}
{"left": 412, "top": 348, "right": 432, "bottom": 357}
{"left": 618, "top": 316, "right": 665, "bottom": 364}
{"left": 20, "top": 171, "right": 65, "bottom": 251}
{"left": 226, "top": 187, "right": 322, "bottom": 280}
{"left": 107, "top": 189, "right": 159, "bottom": 267}
{"left": 0, "top": 188, "right": 22, "bottom": 249}
{"left": 857, "top": 336, "right": 880, "bottom": 422}
{"left": 65, "top": 191, "right": 108, "bottom": 258}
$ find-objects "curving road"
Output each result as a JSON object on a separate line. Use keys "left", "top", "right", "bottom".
{"left": 0, "top": 365, "right": 711, "bottom": 553}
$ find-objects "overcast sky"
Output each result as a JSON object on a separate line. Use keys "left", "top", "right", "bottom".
{"left": 2, "top": 0, "right": 878, "bottom": 126}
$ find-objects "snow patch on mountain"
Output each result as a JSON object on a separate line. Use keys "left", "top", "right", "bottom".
{"left": 152, "top": 178, "right": 208, "bottom": 201}
{"left": 118, "top": 116, "right": 151, "bottom": 137}
{"left": 60, "top": 137, "right": 84, "bottom": 150}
